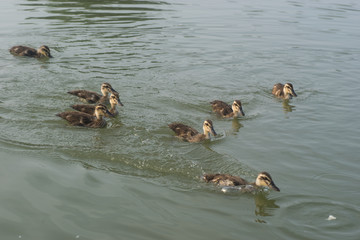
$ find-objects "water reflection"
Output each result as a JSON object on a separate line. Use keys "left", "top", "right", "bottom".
{"left": 282, "top": 100, "right": 296, "bottom": 113}
{"left": 254, "top": 192, "right": 279, "bottom": 217}
{"left": 20, "top": 0, "right": 171, "bottom": 72}
{"left": 231, "top": 118, "right": 244, "bottom": 133}
{"left": 22, "top": 0, "right": 168, "bottom": 28}
{"left": 221, "top": 187, "right": 279, "bottom": 220}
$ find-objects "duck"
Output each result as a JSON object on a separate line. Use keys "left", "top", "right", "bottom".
{"left": 67, "top": 82, "right": 118, "bottom": 104}
{"left": 210, "top": 100, "right": 245, "bottom": 118}
{"left": 272, "top": 83, "right": 297, "bottom": 99}
{"left": 203, "top": 172, "right": 280, "bottom": 191}
{"left": 70, "top": 93, "right": 123, "bottom": 117}
{"left": 168, "top": 120, "right": 217, "bottom": 142}
{"left": 9, "top": 45, "right": 52, "bottom": 58}
{"left": 56, "top": 104, "right": 112, "bottom": 128}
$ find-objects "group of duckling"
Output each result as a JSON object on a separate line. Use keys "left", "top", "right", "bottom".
{"left": 58, "top": 82, "right": 123, "bottom": 128}
{"left": 10, "top": 45, "right": 298, "bottom": 194}
{"left": 167, "top": 82, "right": 296, "bottom": 192}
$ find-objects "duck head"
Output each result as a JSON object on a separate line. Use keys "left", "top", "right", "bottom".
{"left": 100, "top": 82, "right": 117, "bottom": 96}
{"left": 110, "top": 92, "right": 123, "bottom": 106}
{"left": 37, "top": 45, "right": 52, "bottom": 58}
{"left": 283, "top": 83, "right": 297, "bottom": 99}
{"left": 94, "top": 104, "right": 113, "bottom": 118}
{"left": 203, "top": 119, "right": 217, "bottom": 138}
{"left": 232, "top": 100, "right": 245, "bottom": 116}
{"left": 255, "top": 172, "right": 280, "bottom": 191}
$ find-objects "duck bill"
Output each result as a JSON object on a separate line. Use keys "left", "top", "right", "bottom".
{"left": 240, "top": 107, "right": 245, "bottom": 117}
{"left": 117, "top": 99, "right": 124, "bottom": 107}
{"left": 291, "top": 89, "right": 297, "bottom": 97}
{"left": 110, "top": 89, "right": 119, "bottom": 95}
{"left": 269, "top": 182, "right": 280, "bottom": 192}
{"left": 105, "top": 109, "right": 114, "bottom": 117}
{"left": 210, "top": 127, "right": 217, "bottom": 136}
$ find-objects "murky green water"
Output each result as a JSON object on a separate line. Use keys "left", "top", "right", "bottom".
{"left": 1, "top": 0, "right": 360, "bottom": 239}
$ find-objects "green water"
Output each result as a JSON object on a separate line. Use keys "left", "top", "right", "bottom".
{"left": 1, "top": 0, "right": 359, "bottom": 239}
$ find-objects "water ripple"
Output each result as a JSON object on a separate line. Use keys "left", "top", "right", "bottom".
{"left": 274, "top": 194, "right": 360, "bottom": 240}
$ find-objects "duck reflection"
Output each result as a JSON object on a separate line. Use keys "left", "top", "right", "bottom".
{"left": 254, "top": 191, "right": 279, "bottom": 217}
{"left": 231, "top": 118, "right": 243, "bottom": 132}
{"left": 219, "top": 187, "right": 280, "bottom": 222}
{"left": 282, "top": 99, "right": 296, "bottom": 113}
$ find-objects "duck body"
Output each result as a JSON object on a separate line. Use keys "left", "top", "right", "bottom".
{"left": 9, "top": 45, "right": 52, "bottom": 58}
{"left": 210, "top": 100, "right": 245, "bottom": 118}
{"left": 70, "top": 104, "right": 96, "bottom": 116}
{"left": 68, "top": 90, "right": 104, "bottom": 104}
{"left": 168, "top": 123, "right": 201, "bottom": 142}
{"left": 71, "top": 93, "right": 123, "bottom": 117}
{"left": 272, "top": 83, "right": 297, "bottom": 99}
{"left": 168, "top": 120, "right": 217, "bottom": 143}
{"left": 56, "top": 105, "right": 111, "bottom": 128}
{"left": 203, "top": 173, "right": 248, "bottom": 186}
{"left": 68, "top": 82, "right": 118, "bottom": 104}
{"left": 203, "top": 172, "right": 280, "bottom": 191}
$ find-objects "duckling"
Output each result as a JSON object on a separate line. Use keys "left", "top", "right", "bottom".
{"left": 56, "top": 104, "right": 112, "bottom": 128}
{"left": 272, "top": 83, "right": 297, "bottom": 99}
{"left": 71, "top": 93, "right": 123, "bottom": 117}
{"left": 168, "top": 120, "right": 217, "bottom": 142}
{"left": 9, "top": 45, "right": 52, "bottom": 58}
{"left": 203, "top": 172, "right": 280, "bottom": 191}
{"left": 106, "top": 93, "right": 123, "bottom": 116}
{"left": 210, "top": 100, "right": 245, "bottom": 118}
{"left": 67, "top": 82, "right": 118, "bottom": 104}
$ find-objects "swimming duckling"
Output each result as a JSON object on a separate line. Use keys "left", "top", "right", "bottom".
{"left": 203, "top": 172, "right": 280, "bottom": 191}
{"left": 210, "top": 100, "right": 245, "bottom": 118}
{"left": 71, "top": 93, "right": 123, "bottom": 117}
{"left": 272, "top": 83, "right": 297, "bottom": 99}
{"left": 9, "top": 45, "right": 52, "bottom": 58}
{"left": 56, "top": 104, "right": 112, "bottom": 128}
{"left": 168, "top": 120, "right": 217, "bottom": 142}
{"left": 68, "top": 82, "right": 118, "bottom": 104}
{"left": 106, "top": 93, "right": 123, "bottom": 116}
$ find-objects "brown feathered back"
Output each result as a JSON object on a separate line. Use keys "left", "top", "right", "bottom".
{"left": 67, "top": 90, "right": 103, "bottom": 104}
{"left": 168, "top": 123, "right": 199, "bottom": 138}
{"left": 10, "top": 46, "right": 37, "bottom": 57}
{"left": 56, "top": 111, "right": 107, "bottom": 128}
{"left": 203, "top": 173, "right": 248, "bottom": 186}
{"left": 210, "top": 100, "right": 233, "bottom": 116}
{"left": 272, "top": 83, "right": 285, "bottom": 97}
{"left": 9, "top": 45, "right": 51, "bottom": 58}
{"left": 71, "top": 104, "right": 96, "bottom": 115}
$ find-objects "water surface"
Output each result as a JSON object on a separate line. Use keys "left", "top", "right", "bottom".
{"left": 0, "top": 0, "right": 359, "bottom": 239}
